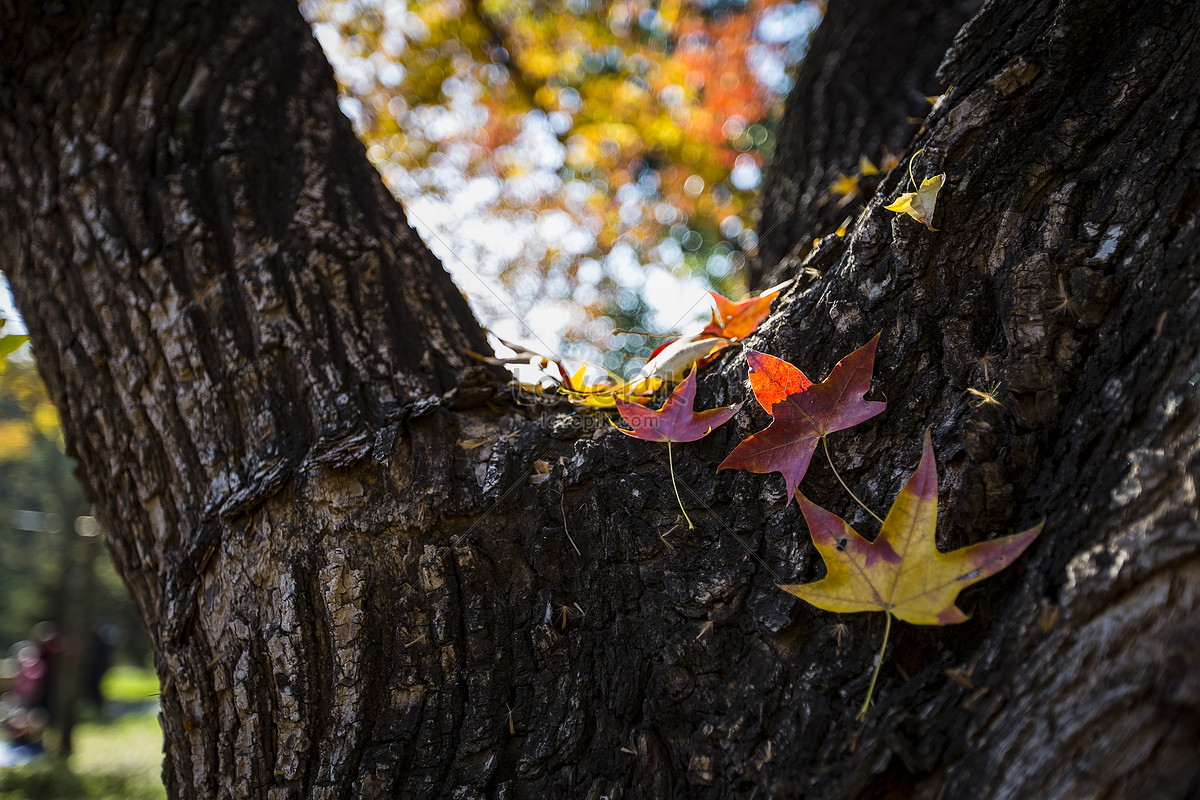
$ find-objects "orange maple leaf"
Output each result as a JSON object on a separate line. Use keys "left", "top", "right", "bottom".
{"left": 700, "top": 280, "right": 789, "bottom": 341}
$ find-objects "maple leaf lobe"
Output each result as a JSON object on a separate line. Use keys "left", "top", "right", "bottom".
{"left": 700, "top": 283, "right": 788, "bottom": 341}
{"left": 743, "top": 348, "right": 814, "bottom": 415}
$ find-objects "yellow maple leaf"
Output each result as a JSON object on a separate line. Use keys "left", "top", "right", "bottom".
{"left": 780, "top": 431, "right": 1041, "bottom": 716}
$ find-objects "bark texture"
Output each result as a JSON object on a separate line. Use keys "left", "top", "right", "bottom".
{"left": 2, "top": 0, "right": 1199, "bottom": 798}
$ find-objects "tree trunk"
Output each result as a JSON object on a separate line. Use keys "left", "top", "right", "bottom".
{"left": 3, "top": 0, "right": 1199, "bottom": 798}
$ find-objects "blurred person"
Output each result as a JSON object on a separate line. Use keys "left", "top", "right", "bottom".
{"left": 10, "top": 643, "right": 45, "bottom": 711}
{"left": 31, "top": 621, "right": 61, "bottom": 723}
{"left": 1, "top": 705, "right": 47, "bottom": 764}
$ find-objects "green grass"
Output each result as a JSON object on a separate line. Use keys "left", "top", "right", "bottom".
{"left": 0, "top": 709, "right": 165, "bottom": 799}
{"left": 72, "top": 712, "right": 164, "bottom": 787}
{"left": 0, "top": 757, "right": 164, "bottom": 800}
{"left": 98, "top": 665, "right": 161, "bottom": 705}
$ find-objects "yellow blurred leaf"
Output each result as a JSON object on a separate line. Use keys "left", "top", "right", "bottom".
{"left": 32, "top": 401, "right": 59, "bottom": 439}
{"left": 829, "top": 173, "right": 859, "bottom": 198}
{"left": 0, "top": 419, "right": 33, "bottom": 462}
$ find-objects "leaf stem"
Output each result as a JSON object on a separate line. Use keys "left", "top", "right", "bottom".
{"left": 858, "top": 612, "right": 892, "bottom": 721}
{"left": 822, "top": 437, "right": 884, "bottom": 525}
{"left": 908, "top": 148, "right": 925, "bottom": 190}
{"left": 668, "top": 441, "right": 694, "bottom": 530}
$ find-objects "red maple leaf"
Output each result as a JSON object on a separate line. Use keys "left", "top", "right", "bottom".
{"left": 718, "top": 335, "right": 886, "bottom": 504}
{"left": 616, "top": 367, "right": 741, "bottom": 528}
{"left": 615, "top": 366, "right": 742, "bottom": 443}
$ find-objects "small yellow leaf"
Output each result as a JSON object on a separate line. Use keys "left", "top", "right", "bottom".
{"left": 857, "top": 155, "right": 879, "bottom": 176}
{"left": 829, "top": 172, "right": 859, "bottom": 198}
{"left": 559, "top": 365, "right": 661, "bottom": 409}
{"left": 530, "top": 459, "right": 553, "bottom": 485}
{"left": 884, "top": 173, "right": 945, "bottom": 231}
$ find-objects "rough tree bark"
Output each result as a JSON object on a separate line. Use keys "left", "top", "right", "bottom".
{"left": 2, "top": 0, "right": 1199, "bottom": 798}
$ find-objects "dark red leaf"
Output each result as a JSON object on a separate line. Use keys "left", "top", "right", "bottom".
{"left": 718, "top": 334, "right": 885, "bottom": 503}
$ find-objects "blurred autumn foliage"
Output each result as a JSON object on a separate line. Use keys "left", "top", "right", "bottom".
{"left": 302, "top": 0, "right": 821, "bottom": 372}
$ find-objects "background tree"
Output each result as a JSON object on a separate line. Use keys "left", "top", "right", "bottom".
{"left": 1, "top": 1, "right": 1198, "bottom": 799}
{"left": 303, "top": 0, "right": 821, "bottom": 370}
{"left": 0, "top": 346, "right": 153, "bottom": 753}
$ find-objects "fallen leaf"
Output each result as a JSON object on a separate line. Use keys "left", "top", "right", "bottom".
{"left": 783, "top": 431, "right": 1041, "bottom": 623}
{"left": 529, "top": 459, "right": 553, "bottom": 485}
{"left": 645, "top": 336, "right": 681, "bottom": 360}
{"left": 885, "top": 173, "right": 945, "bottom": 231}
{"left": 699, "top": 281, "right": 790, "bottom": 342}
{"left": 635, "top": 333, "right": 730, "bottom": 385}
{"left": 559, "top": 364, "right": 660, "bottom": 408}
{"left": 616, "top": 366, "right": 741, "bottom": 444}
{"left": 719, "top": 335, "right": 886, "bottom": 505}
{"left": 780, "top": 430, "right": 1042, "bottom": 716}
{"left": 616, "top": 366, "right": 742, "bottom": 528}
{"left": 827, "top": 172, "right": 860, "bottom": 203}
